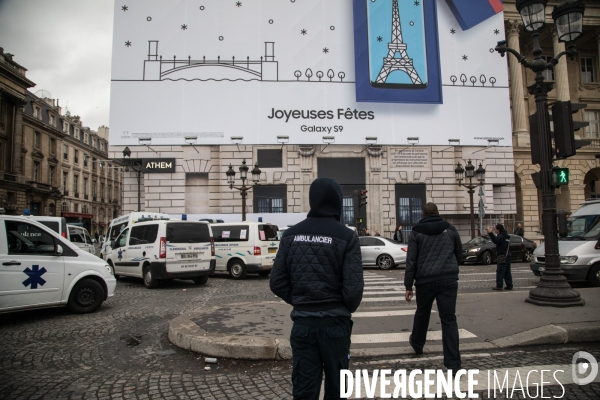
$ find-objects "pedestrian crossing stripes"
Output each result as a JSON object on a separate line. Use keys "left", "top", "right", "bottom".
{"left": 361, "top": 291, "right": 404, "bottom": 296}
{"left": 364, "top": 281, "right": 402, "bottom": 285}
{"left": 351, "top": 329, "right": 476, "bottom": 344}
{"left": 361, "top": 297, "right": 405, "bottom": 302}
{"left": 353, "top": 310, "right": 434, "bottom": 317}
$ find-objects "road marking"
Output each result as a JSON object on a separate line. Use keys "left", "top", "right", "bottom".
{"left": 363, "top": 287, "right": 401, "bottom": 291}
{"left": 353, "top": 310, "right": 432, "bottom": 317}
{"left": 363, "top": 291, "right": 408, "bottom": 296}
{"left": 363, "top": 277, "right": 397, "bottom": 281}
{"left": 361, "top": 297, "right": 406, "bottom": 302}
{"left": 364, "top": 281, "right": 403, "bottom": 285}
{"left": 359, "top": 352, "right": 491, "bottom": 365}
{"left": 352, "top": 329, "right": 476, "bottom": 344}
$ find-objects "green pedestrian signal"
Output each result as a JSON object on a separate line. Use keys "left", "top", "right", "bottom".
{"left": 551, "top": 167, "right": 569, "bottom": 187}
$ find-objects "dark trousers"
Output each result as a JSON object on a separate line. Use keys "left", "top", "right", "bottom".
{"left": 496, "top": 256, "right": 513, "bottom": 289}
{"left": 411, "top": 279, "right": 461, "bottom": 370}
{"left": 290, "top": 316, "right": 352, "bottom": 400}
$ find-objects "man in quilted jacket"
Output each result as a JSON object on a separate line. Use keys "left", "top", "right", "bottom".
{"left": 270, "top": 177, "right": 364, "bottom": 400}
{"left": 405, "top": 202, "right": 463, "bottom": 373}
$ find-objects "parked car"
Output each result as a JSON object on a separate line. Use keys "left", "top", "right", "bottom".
{"left": 358, "top": 236, "right": 406, "bottom": 270}
{"left": 0, "top": 215, "right": 116, "bottom": 314}
{"left": 462, "top": 234, "right": 537, "bottom": 265}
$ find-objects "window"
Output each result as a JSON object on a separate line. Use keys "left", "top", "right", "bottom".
{"left": 541, "top": 56, "right": 555, "bottom": 81}
{"left": 49, "top": 166, "right": 55, "bottom": 186}
{"left": 257, "top": 149, "right": 283, "bottom": 168}
{"left": 130, "top": 224, "right": 160, "bottom": 245}
{"left": 84, "top": 178, "right": 88, "bottom": 196}
{"left": 73, "top": 203, "right": 78, "bottom": 212}
{"left": 33, "top": 106, "right": 40, "bottom": 119}
{"left": 581, "top": 57, "right": 595, "bottom": 83}
{"left": 73, "top": 175, "right": 79, "bottom": 194}
{"left": 100, "top": 183, "right": 105, "bottom": 199}
{"left": 63, "top": 122, "right": 69, "bottom": 133}
{"left": 100, "top": 141, "right": 105, "bottom": 151}
{"left": 84, "top": 132, "right": 89, "bottom": 144}
{"left": 34, "top": 131, "right": 41, "bottom": 149}
{"left": 92, "top": 181, "right": 97, "bottom": 197}
{"left": 74, "top": 128, "right": 80, "bottom": 140}
{"left": 83, "top": 154, "right": 88, "bottom": 167}
{"left": 49, "top": 203, "right": 56, "bottom": 216}
{"left": 49, "top": 113, "right": 55, "bottom": 126}
{"left": 342, "top": 196, "right": 355, "bottom": 226}
{"left": 74, "top": 150, "right": 79, "bottom": 164}
{"left": 115, "top": 228, "right": 129, "bottom": 248}
{"left": 92, "top": 138, "right": 97, "bottom": 148}
{"left": 253, "top": 185, "right": 286, "bottom": 213}
{"left": 63, "top": 172, "right": 68, "bottom": 193}
{"left": 63, "top": 144, "right": 69, "bottom": 161}
{"left": 396, "top": 184, "right": 427, "bottom": 230}
{"left": 100, "top": 208, "right": 105, "bottom": 218}
{"left": 5, "top": 220, "right": 56, "bottom": 255}
{"left": 33, "top": 161, "right": 40, "bottom": 182}
{"left": 108, "top": 185, "right": 112, "bottom": 200}
{"left": 69, "top": 228, "right": 85, "bottom": 243}
{"left": 82, "top": 205, "right": 88, "bottom": 213}
{"left": 50, "top": 138, "right": 56, "bottom": 155}
{"left": 114, "top": 185, "right": 118, "bottom": 200}
{"left": 62, "top": 202, "right": 68, "bottom": 211}
{"left": 584, "top": 110, "right": 600, "bottom": 139}
{"left": 211, "top": 225, "right": 250, "bottom": 242}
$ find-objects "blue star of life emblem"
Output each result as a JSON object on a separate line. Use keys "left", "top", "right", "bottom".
{"left": 118, "top": 249, "right": 123, "bottom": 261}
{"left": 22, "top": 265, "right": 47, "bottom": 289}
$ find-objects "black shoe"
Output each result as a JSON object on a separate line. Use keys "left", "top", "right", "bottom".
{"left": 409, "top": 335, "right": 423, "bottom": 355}
{"left": 504, "top": 287, "right": 513, "bottom": 291}
{"left": 492, "top": 287, "right": 503, "bottom": 291}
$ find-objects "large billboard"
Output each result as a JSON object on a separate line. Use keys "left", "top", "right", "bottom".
{"left": 109, "top": 0, "right": 511, "bottom": 146}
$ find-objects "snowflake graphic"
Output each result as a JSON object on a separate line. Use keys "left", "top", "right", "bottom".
{"left": 125, "top": 41, "right": 132, "bottom": 47}
{"left": 414, "top": 1, "right": 420, "bottom": 5}
{"left": 236, "top": 1, "right": 242, "bottom": 7}
{"left": 494, "top": 29, "right": 500, "bottom": 35}
{"left": 377, "top": 36, "right": 383, "bottom": 42}
{"left": 450, "top": 29, "right": 456, "bottom": 34}
{"left": 118, "top": 248, "right": 123, "bottom": 261}
{"left": 121, "top": 5, "right": 128, "bottom": 11}
{"left": 462, "top": 55, "right": 468, "bottom": 61}
{"left": 323, "top": 48, "right": 329, "bottom": 54}
{"left": 22, "top": 265, "right": 47, "bottom": 289}
{"left": 181, "top": 24, "right": 188, "bottom": 30}
{"left": 301, "top": 29, "right": 307, "bottom": 35}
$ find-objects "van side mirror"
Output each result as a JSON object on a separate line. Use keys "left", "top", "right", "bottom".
{"left": 55, "top": 245, "right": 63, "bottom": 256}
{"left": 595, "top": 239, "right": 600, "bottom": 250}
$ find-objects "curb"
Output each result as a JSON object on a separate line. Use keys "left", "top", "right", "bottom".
{"left": 168, "top": 307, "right": 600, "bottom": 361}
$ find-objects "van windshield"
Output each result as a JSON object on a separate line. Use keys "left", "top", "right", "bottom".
{"left": 258, "top": 224, "right": 279, "bottom": 241}
{"left": 167, "top": 223, "right": 211, "bottom": 243}
{"left": 564, "top": 215, "right": 600, "bottom": 240}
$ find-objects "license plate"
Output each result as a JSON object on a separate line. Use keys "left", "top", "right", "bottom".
{"left": 180, "top": 253, "right": 198, "bottom": 260}
{"left": 268, "top": 248, "right": 277, "bottom": 254}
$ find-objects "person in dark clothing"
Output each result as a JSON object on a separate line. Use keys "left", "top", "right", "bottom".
{"left": 393, "top": 226, "right": 403, "bottom": 242}
{"left": 488, "top": 224, "right": 513, "bottom": 291}
{"left": 404, "top": 203, "right": 462, "bottom": 372}
{"left": 513, "top": 223, "right": 524, "bottom": 237}
{"left": 270, "top": 178, "right": 364, "bottom": 400}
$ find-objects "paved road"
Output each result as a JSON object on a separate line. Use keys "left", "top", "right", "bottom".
{"left": 1, "top": 262, "right": 598, "bottom": 399}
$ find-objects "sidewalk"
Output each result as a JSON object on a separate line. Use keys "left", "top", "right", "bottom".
{"left": 169, "top": 288, "right": 600, "bottom": 360}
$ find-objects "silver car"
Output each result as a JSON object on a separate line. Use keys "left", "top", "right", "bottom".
{"left": 359, "top": 236, "right": 407, "bottom": 269}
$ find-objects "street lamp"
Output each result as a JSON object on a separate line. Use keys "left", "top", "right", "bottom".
{"left": 495, "top": 0, "right": 585, "bottom": 307}
{"left": 455, "top": 160, "right": 486, "bottom": 239}
{"left": 122, "top": 146, "right": 143, "bottom": 212}
{"left": 225, "top": 160, "right": 261, "bottom": 221}
{"left": 48, "top": 187, "right": 63, "bottom": 216}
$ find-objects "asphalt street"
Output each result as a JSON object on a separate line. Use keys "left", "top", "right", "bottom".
{"left": 1, "top": 261, "right": 599, "bottom": 399}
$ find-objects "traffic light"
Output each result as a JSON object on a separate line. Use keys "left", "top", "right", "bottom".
{"left": 552, "top": 101, "right": 589, "bottom": 159}
{"left": 359, "top": 190, "right": 368, "bottom": 207}
{"left": 551, "top": 167, "right": 569, "bottom": 187}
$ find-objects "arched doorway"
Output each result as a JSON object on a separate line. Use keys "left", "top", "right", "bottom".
{"left": 49, "top": 203, "right": 56, "bottom": 216}
{"left": 584, "top": 168, "right": 600, "bottom": 200}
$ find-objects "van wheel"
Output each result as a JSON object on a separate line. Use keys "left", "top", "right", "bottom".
{"left": 587, "top": 264, "right": 600, "bottom": 287}
{"left": 229, "top": 260, "right": 247, "bottom": 280}
{"left": 377, "top": 254, "right": 394, "bottom": 270}
{"left": 193, "top": 275, "right": 209, "bottom": 285}
{"left": 143, "top": 265, "right": 159, "bottom": 289}
{"left": 67, "top": 279, "right": 105, "bottom": 313}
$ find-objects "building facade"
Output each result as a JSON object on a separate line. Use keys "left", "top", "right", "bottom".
{"left": 0, "top": 49, "right": 121, "bottom": 237}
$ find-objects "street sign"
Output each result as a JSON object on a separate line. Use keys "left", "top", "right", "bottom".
{"left": 478, "top": 198, "right": 485, "bottom": 219}
{"left": 551, "top": 167, "right": 569, "bottom": 187}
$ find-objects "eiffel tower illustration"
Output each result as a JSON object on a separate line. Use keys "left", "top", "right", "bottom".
{"left": 376, "top": 0, "right": 422, "bottom": 84}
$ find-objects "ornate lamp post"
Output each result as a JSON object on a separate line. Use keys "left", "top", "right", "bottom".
{"left": 225, "top": 160, "right": 261, "bottom": 221}
{"left": 455, "top": 160, "right": 486, "bottom": 239}
{"left": 495, "top": 0, "right": 585, "bottom": 307}
{"left": 48, "top": 187, "right": 63, "bottom": 216}
{"left": 122, "top": 146, "right": 142, "bottom": 212}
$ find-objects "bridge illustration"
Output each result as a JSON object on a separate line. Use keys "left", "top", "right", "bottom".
{"left": 143, "top": 41, "right": 279, "bottom": 81}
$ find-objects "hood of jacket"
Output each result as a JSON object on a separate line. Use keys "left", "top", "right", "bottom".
{"left": 498, "top": 230, "right": 510, "bottom": 240}
{"left": 307, "top": 178, "right": 343, "bottom": 221}
{"left": 412, "top": 215, "right": 450, "bottom": 236}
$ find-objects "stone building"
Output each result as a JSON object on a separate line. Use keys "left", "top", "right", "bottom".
{"left": 0, "top": 49, "right": 121, "bottom": 237}
{"left": 504, "top": 0, "right": 600, "bottom": 241}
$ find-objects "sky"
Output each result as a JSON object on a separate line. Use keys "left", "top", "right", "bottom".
{"left": 0, "top": 0, "right": 114, "bottom": 130}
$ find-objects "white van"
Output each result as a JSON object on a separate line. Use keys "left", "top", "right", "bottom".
{"left": 68, "top": 225, "right": 96, "bottom": 256}
{"left": 100, "top": 212, "right": 171, "bottom": 259}
{"left": 0, "top": 215, "right": 116, "bottom": 314}
{"left": 105, "top": 220, "right": 215, "bottom": 288}
{"left": 210, "top": 222, "right": 280, "bottom": 279}
{"left": 530, "top": 199, "right": 600, "bottom": 286}
{"left": 21, "top": 216, "right": 70, "bottom": 240}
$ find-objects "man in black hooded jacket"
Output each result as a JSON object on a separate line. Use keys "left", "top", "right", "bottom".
{"left": 270, "top": 178, "right": 364, "bottom": 400}
{"left": 487, "top": 224, "right": 513, "bottom": 291}
{"left": 405, "top": 202, "right": 462, "bottom": 372}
